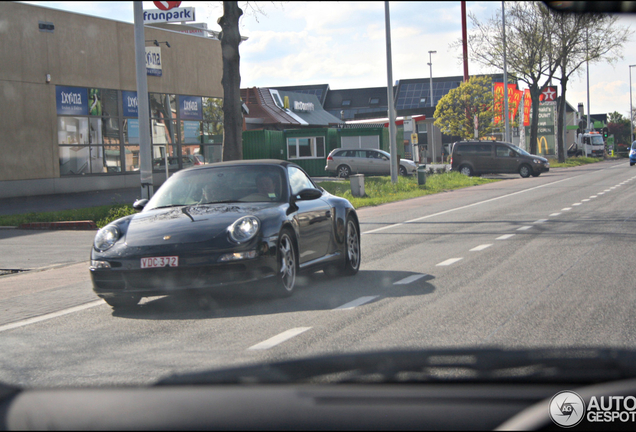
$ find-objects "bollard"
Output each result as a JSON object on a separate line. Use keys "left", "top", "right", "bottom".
{"left": 350, "top": 174, "right": 365, "bottom": 197}
{"left": 417, "top": 165, "right": 426, "bottom": 186}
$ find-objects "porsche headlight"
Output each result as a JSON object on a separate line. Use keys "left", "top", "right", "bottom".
{"left": 228, "top": 216, "right": 260, "bottom": 243}
{"left": 94, "top": 225, "right": 121, "bottom": 252}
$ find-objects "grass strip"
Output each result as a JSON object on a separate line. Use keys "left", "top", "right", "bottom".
{"left": 318, "top": 171, "right": 499, "bottom": 209}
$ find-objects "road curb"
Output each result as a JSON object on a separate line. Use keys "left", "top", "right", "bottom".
{"left": 18, "top": 221, "right": 97, "bottom": 230}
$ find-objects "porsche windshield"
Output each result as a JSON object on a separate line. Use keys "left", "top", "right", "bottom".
{"left": 144, "top": 165, "right": 287, "bottom": 210}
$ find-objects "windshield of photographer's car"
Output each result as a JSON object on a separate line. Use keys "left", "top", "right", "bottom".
{"left": 3, "top": 0, "right": 636, "bottom": 395}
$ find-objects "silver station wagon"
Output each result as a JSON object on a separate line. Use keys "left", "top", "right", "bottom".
{"left": 325, "top": 148, "right": 418, "bottom": 178}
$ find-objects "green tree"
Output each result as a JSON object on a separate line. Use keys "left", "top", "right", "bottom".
{"left": 607, "top": 111, "right": 631, "bottom": 146}
{"left": 465, "top": 2, "right": 558, "bottom": 155}
{"left": 551, "top": 12, "right": 630, "bottom": 162}
{"left": 434, "top": 76, "right": 494, "bottom": 140}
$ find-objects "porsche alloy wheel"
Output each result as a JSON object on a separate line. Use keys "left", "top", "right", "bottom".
{"left": 344, "top": 217, "right": 360, "bottom": 275}
{"left": 276, "top": 231, "right": 297, "bottom": 296}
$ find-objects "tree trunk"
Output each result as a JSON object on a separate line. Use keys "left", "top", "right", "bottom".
{"left": 557, "top": 76, "right": 569, "bottom": 163}
{"left": 218, "top": 1, "right": 243, "bottom": 161}
{"left": 529, "top": 83, "right": 541, "bottom": 155}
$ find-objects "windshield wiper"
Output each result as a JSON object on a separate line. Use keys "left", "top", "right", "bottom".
{"left": 155, "top": 348, "right": 636, "bottom": 386}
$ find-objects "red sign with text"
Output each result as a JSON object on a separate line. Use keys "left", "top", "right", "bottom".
{"left": 153, "top": 1, "right": 182, "bottom": 11}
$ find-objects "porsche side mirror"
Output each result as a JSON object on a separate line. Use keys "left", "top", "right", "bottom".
{"left": 133, "top": 199, "right": 148, "bottom": 211}
{"left": 294, "top": 188, "right": 323, "bottom": 201}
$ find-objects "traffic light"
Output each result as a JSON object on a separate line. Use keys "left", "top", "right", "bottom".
{"left": 602, "top": 127, "right": 609, "bottom": 139}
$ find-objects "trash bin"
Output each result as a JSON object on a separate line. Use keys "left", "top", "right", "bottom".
{"left": 417, "top": 165, "right": 426, "bottom": 186}
{"left": 350, "top": 174, "right": 365, "bottom": 197}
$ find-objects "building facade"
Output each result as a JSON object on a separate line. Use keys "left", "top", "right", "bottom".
{"left": 0, "top": 2, "right": 224, "bottom": 199}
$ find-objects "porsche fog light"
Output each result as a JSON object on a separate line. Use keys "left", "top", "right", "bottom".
{"left": 228, "top": 216, "right": 260, "bottom": 243}
{"left": 94, "top": 225, "right": 120, "bottom": 252}
{"left": 219, "top": 250, "right": 258, "bottom": 262}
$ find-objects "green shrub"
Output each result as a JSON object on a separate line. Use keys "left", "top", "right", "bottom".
{"left": 96, "top": 205, "right": 137, "bottom": 228}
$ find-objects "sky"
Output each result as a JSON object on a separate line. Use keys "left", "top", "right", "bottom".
{"left": 22, "top": 1, "right": 636, "bottom": 119}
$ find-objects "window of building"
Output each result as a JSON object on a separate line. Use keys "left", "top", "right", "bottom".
{"left": 369, "top": 97, "right": 379, "bottom": 105}
{"left": 287, "top": 137, "right": 326, "bottom": 159}
{"left": 342, "top": 100, "right": 351, "bottom": 106}
{"left": 56, "top": 86, "right": 221, "bottom": 176}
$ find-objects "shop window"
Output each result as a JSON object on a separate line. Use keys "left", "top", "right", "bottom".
{"left": 124, "top": 146, "right": 140, "bottom": 172}
{"left": 152, "top": 145, "right": 176, "bottom": 171}
{"left": 181, "top": 121, "right": 203, "bottom": 144}
{"left": 151, "top": 119, "right": 176, "bottom": 145}
{"left": 287, "top": 137, "right": 325, "bottom": 159}
{"left": 150, "top": 93, "right": 176, "bottom": 120}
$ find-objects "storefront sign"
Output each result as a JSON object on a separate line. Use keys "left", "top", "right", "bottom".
{"left": 56, "top": 86, "right": 88, "bottom": 115}
{"left": 128, "top": 119, "right": 139, "bottom": 144}
{"left": 183, "top": 121, "right": 200, "bottom": 143}
{"left": 293, "top": 101, "right": 314, "bottom": 112}
{"left": 179, "top": 96, "right": 202, "bottom": 120}
{"left": 143, "top": 7, "right": 195, "bottom": 24}
{"left": 145, "top": 47, "right": 162, "bottom": 77}
{"left": 122, "top": 91, "right": 138, "bottom": 117}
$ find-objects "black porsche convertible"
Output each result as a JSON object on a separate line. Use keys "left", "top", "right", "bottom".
{"left": 90, "top": 160, "right": 361, "bottom": 309}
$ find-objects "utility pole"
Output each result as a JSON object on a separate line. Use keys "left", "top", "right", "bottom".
{"left": 428, "top": 50, "right": 436, "bottom": 163}
{"left": 502, "top": 1, "right": 510, "bottom": 143}
{"left": 133, "top": 1, "right": 153, "bottom": 199}
{"left": 630, "top": 65, "right": 636, "bottom": 144}
{"left": 384, "top": 1, "right": 398, "bottom": 184}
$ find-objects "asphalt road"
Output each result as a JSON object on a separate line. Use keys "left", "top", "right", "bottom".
{"left": 1, "top": 160, "right": 635, "bottom": 388}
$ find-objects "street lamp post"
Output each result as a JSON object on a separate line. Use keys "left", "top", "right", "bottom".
{"left": 428, "top": 50, "right": 437, "bottom": 163}
{"left": 630, "top": 65, "right": 636, "bottom": 144}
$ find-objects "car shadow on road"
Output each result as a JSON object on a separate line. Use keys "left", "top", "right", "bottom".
{"left": 111, "top": 270, "right": 436, "bottom": 321}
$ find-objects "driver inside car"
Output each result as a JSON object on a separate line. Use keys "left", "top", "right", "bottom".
{"left": 241, "top": 173, "right": 279, "bottom": 201}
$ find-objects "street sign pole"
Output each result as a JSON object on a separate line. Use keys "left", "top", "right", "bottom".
{"left": 134, "top": 1, "right": 153, "bottom": 199}
{"left": 384, "top": 2, "right": 398, "bottom": 184}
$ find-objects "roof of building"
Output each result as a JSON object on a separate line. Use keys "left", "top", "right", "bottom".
{"left": 267, "top": 84, "right": 330, "bottom": 106}
{"left": 277, "top": 91, "right": 344, "bottom": 126}
{"left": 241, "top": 87, "right": 300, "bottom": 127}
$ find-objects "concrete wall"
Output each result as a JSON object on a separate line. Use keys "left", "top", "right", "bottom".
{"left": 0, "top": 2, "right": 223, "bottom": 193}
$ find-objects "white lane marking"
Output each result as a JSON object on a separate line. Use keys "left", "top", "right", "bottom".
{"left": 0, "top": 300, "right": 104, "bottom": 333}
{"left": 604, "top": 189, "right": 611, "bottom": 192}
{"left": 517, "top": 226, "right": 532, "bottom": 231}
{"left": 496, "top": 234, "right": 515, "bottom": 240}
{"left": 572, "top": 203, "right": 582, "bottom": 206}
{"left": 561, "top": 208, "right": 572, "bottom": 211}
{"left": 597, "top": 192, "right": 605, "bottom": 195}
{"left": 334, "top": 296, "right": 380, "bottom": 310}
{"left": 589, "top": 196, "right": 597, "bottom": 199}
{"left": 436, "top": 258, "right": 463, "bottom": 266}
{"left": 248, "top": 327, "right": 312, "bottom": 350}
{"left": 533, "top": 219, "right": 548, "bottom": 224}
{"left": 582, "top": 199, "right": 590, "bottom": 202}
{"left": 470, "top": 244, "right": 492, "bottom": 251}
{"left": 393, "top": 274, "right": 427, "bottom": 285}
{"left": 361, "top": 175, "right": 582, "bottom": 235}
{"left": 549, "top": 213, "right": 561, "bottom": 217}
